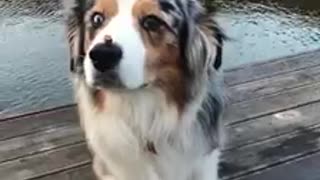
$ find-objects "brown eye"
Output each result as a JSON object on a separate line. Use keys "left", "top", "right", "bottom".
{"left": 141, "top": 15, "right": 163, "bottom": 32}
{"left": 91, "top": 12, "right": 105, "bottom": 29}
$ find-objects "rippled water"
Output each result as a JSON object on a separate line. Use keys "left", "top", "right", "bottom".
{"left": 0, "top": 0, "right": 319, "bottom": 117}
{"left": 0, "top": 0, "right": 72, "bottom": 117}
{"left": 214, "top": 0, "right": 320, "bottom": 67}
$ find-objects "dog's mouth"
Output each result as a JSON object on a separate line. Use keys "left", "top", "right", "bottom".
{"left": 91, "top": 81, "right": 150, "bottom": 92}
{"left": 88, "top": 73, "right": 150, "bottom": 94}
{"left": 89, "top": 82, "right": 150, "bottom": 109}
{"left": 88, "top": 74, "right": 152, "bottom": 91}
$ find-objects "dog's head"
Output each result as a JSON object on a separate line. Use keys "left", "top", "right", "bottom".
{"left": 64, "top": 0, "right": 224, "bottom": 109}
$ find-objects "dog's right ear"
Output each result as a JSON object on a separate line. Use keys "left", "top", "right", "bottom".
{"left": 62, "top": 0, "right": 76, "bottom": 17}
{"left": 61, "top": 0, "right": 79, "bottom": 72}
{"left": 61, "top": 0, "right": 90, "bottom": 73}
{"left": 181, "top": 0, "right": 225, "bottom": 76}
{"left": 61, "top": 0, "right": 81, "bottom": 44}
{"left": 62, "top": 0, "right": 92, "bottom": 20}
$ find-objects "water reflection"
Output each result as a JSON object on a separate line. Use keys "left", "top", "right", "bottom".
{"left": 0, "top": 0, "right": 319, "bottom": 117}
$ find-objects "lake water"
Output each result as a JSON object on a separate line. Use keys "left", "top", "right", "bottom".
{"left": 0, "top": 0, "right": 319, "bottom": 118}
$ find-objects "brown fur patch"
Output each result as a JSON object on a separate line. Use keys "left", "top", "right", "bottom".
{"left": 152, "top": 64, "right": 187, "bottom": 113}
{"left": 132, "top": 0, "right": 162, "bottom": 18}
{"left": 93, "top": 89, "right": 107, "bottom": 111}
{"left": 132, "top": 0, "right": 187, "bottom": 112}
{"left": 142, "top": 32, "right": 186, "bottom": 111}
{"left": 92, "top": 0, "right": 118, "bottom": 17}
{"left": 86, "top": 0, "right": 119, "bottom": 43}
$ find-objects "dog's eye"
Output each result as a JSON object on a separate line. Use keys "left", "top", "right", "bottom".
{"left": 141, "top": 15, "right": 163, "bottom": 32}
{"left": 91, "top": 12, "right": 105, "bottom": 29}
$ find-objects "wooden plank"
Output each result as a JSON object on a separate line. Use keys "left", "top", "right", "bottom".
{"left": 0, "top": 124, "right": 83, "bottom": 163}
{"left": 220, "top": 125, "right": 320, "bottom": 179}
{"left": 0, "top": 105, "right": 76, "bottom": 121}
{"left": 225, "top": 101, "right": 320, "bottom": 150}
{"left": 4, "top": 122, "right": 320, "bottom": 180}
{"left": 236, "top": 151, "right": 320, "bottom": 180}
{"left": 224, "top": 49, "right": 320, "bottom": 86}
{"left": 6, "top": 102, "right": 320, "bottom": 179}
{"left": 32, "top": 165, "right": 94, "bottom": 180}
{"left": 30, "top": 148, "right": 320, "bottom": 180}
{"left": 225, "top": 82, "right": 320, "bottom": 125}
{"left": 30, "top": 123, "right": 320, "bottom": 180}
{"left": 228, "top": 64, "right": 320, "bottom": 103}
{"left": 0, "top": 143, "right": 91, "bottom": 180}
{"left": 29, "top": 150, "right": 320, "bottom": 180}
{"left": 0, "top": 106, "right": 77, "bottom": 141}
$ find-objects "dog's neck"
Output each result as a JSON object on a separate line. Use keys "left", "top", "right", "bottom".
{"left": 76, "top": 79, "right": 206, "bottom": 145}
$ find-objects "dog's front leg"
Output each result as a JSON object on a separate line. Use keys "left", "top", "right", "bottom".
{"left": 190, "top": 150, "right": 220, "bottom": 180}
{"left": 200, "top": 150, "right": 220, "bottom": 180}
{"left": 93, "top": 156, "right": 116, "bottom": 180}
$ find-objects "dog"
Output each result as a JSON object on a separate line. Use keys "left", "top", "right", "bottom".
{"left": 63, "top": 0, "right": 225, "bottom": 179}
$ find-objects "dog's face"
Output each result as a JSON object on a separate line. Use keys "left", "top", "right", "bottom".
{"left": 64, "top": 0, "right": 223, "bottom": 109}
{"left": 84, "top": 0, "right": 185, "bottom": 89}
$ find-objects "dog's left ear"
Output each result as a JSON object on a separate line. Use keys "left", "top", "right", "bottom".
{"left": 181, "top": 0, "right": 225, "bottom": 74}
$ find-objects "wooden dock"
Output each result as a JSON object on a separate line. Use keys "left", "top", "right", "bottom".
{"left": 1, "top": 49, "right": 320, "bottom": 180}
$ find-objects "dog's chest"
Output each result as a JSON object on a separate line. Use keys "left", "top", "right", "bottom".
{"left": 82, "top": 113, "right": 199, "bottom": 180}
{"left": 75, "top": 86, "right": 205, "bottom": 180}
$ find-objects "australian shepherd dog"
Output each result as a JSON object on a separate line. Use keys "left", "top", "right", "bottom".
{"left": 63, "top": 0, "right": 226, "bottom": 179}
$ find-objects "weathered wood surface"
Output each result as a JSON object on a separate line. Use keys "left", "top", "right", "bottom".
{"left": 224, "top": 49, "right": 320, "bottom": 86}
{"left": 236, "top": 151, "right": 320, "bottom": 180}
{"left": 0, "top": 49, "right": 320, "bottom": 180}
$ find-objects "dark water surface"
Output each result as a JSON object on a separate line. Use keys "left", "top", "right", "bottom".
{"left": 0, "top": 0, "right": 319, "bottom": 117}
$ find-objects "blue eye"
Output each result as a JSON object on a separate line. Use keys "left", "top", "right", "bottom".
{"left": 91, "top": 12, "right": 105, "bottom": 29}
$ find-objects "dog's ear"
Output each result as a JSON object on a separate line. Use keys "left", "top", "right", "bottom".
{"left": 61, "top": 0, "right": 80, "bottom": 72}
{"left": 181, "top": 0, "right": 225, "bottom": 75}
{"left": 62, "top": 0, "right": 77, "bottom": 17}
{"left": 61, "top": 0, "right": 81, "bottom": 45}
{"left": 61, "top": 0, "right": 90, "bottom": 72}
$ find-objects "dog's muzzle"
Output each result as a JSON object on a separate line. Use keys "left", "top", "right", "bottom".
{"left": 89, "top": 38, "right": 123, "bottom": 72}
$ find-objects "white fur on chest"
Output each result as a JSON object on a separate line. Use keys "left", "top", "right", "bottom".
{"left": 75, "top": 83, "right": 220, "bottom": 180}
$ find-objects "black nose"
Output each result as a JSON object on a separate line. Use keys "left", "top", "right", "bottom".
{"left": 89, "top": 42, "right": 122, "bottom": 72}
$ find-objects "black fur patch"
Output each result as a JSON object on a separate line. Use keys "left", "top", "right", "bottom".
{"left": 214, "top": 33, "right": 223, "bottom": 70}
{"left": 197, "top": 93, "right": 223, "bottom": 153}
{"left": 212, "top": 23, "right": 226, "bottom": 70}
{"left": 159, "top": 1, "right": 175, "bottom": 13}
